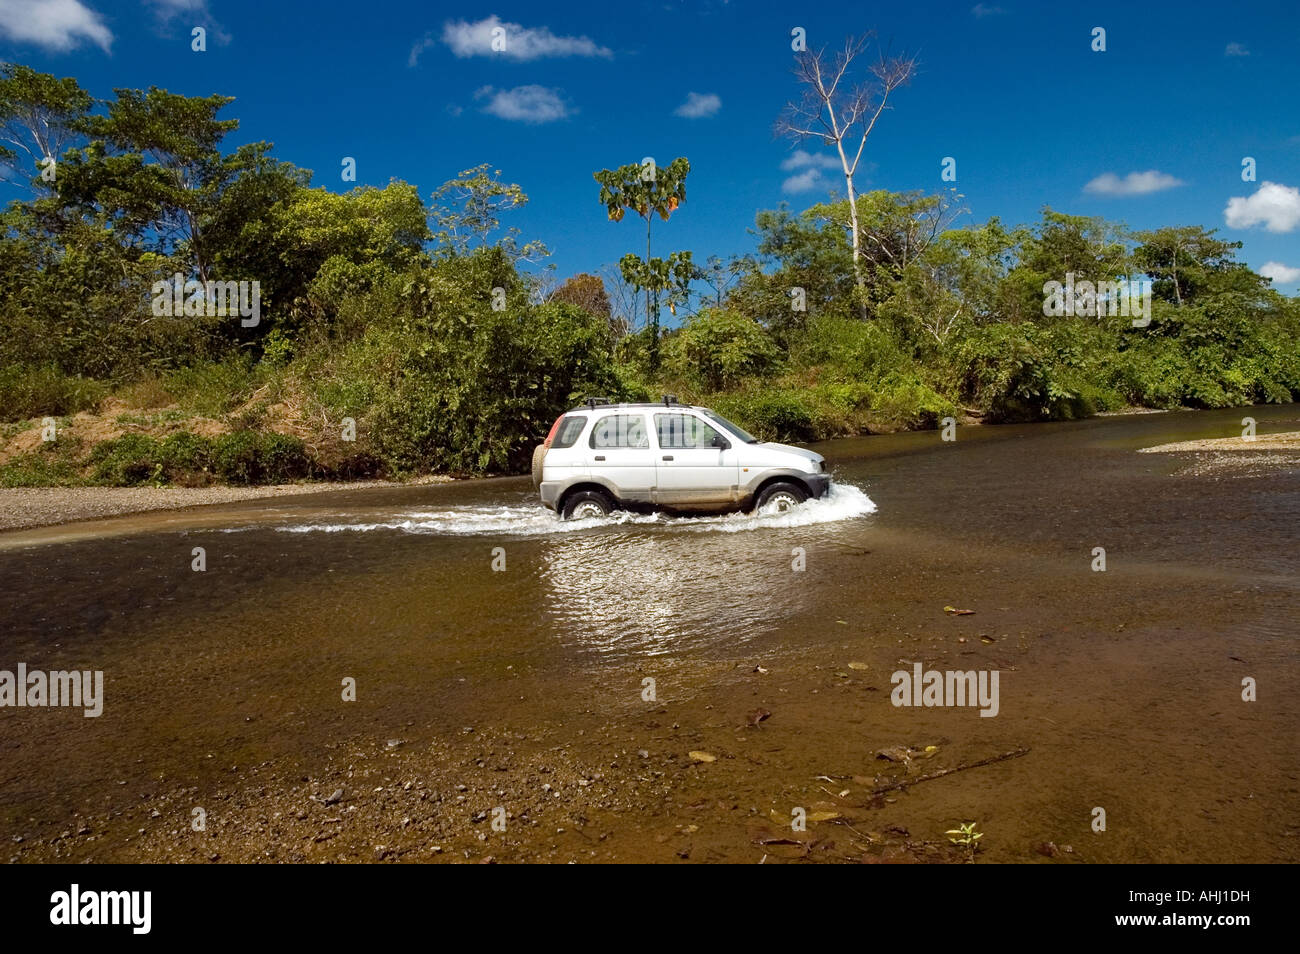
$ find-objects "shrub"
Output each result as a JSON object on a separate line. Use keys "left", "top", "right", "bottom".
{"left": 89, "top": 434, "right": 165, "bottom": 485}
{"left": 369, "top": 251, "right": 622, "bottom": 474}
{"left": 945, "top": 324, "right": 1087, "bottom": 422}
{"left": 790, "top": 313, "right": 908, "bottom": 381}
{"left": 0, "top": 365, "right": 106, "bottom": 421}
{"left": 162, "top": 356, "right": 263, "bottom": 417}
{"left": 664, "top": 308, "right": 782, "bottom": 391}
{"left": 157, "top": 431, "right": 213, "bottom": 481}
{"left": 712, "top": 389, "right": 818, "bottom": 442}
{"left": 867, "top": 371, "right": 956, "bottom": 428}
{"left": 87, "top": 429, "right": 309, "bottom": 485}
{"left": 0, "top": 444, "right": 87, "bottom": 487}
{"left": 260, "top": 327, "right": 296, "bottom": 368}
{"left": 211, "top": 431, "right": 308, "bottom": 484}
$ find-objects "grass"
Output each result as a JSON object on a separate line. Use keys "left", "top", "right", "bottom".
{"left": 0, "top": 365, "right": 107, "bottom": 422}
{"left": 0, "top": 438, "right": 90, "bottom": 487}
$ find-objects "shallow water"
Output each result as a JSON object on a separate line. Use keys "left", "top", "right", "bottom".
{"left": 234, "top": 481, "right": 877, "bottom": 537}
{"left": 1, "top": 406, "right": 1297, "bottom": 863}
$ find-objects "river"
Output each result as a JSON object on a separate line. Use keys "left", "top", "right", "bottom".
{"left": 1, "top": 405, "right": 1296, "bottom": 863}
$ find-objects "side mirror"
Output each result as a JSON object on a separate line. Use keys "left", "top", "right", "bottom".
{"left": 711, "top": 435, "right": 731, "bottom": 450}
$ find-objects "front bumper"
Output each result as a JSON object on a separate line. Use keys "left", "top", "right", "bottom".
{"left": 806, "top": 474, "right": 832, "bottom": 499}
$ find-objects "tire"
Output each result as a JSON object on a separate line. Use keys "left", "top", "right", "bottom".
{"left": 754, "top": 481, "right": 808, "bottom": 514}
{"left": 531, "top": 444, "right": 547, "bottom": 489}
{"left": 561, "top": 489, "right": 614, "bottom": 520}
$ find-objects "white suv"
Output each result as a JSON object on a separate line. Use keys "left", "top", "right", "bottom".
{"left": 533, "top": 398, "right": 831, "bottom": 519}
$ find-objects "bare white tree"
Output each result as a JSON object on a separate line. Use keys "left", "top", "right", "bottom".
{"left": 776, "top": 33, "right": 916, "bottom": 310}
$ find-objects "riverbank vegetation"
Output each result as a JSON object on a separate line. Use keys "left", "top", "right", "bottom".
{"left": 2, "top": 63, "right": 1297, "bottom": 486}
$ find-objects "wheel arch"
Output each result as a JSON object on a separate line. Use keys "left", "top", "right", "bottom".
{"left": 556, "top": 480, "right": 618, "bottom": 512}
{"left": 749, "top": 472, "right": 814, "bottom": 503}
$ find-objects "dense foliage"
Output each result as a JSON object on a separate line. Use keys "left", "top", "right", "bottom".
{"left": 1, "top": 64, "right": 1296, "bottom": 485}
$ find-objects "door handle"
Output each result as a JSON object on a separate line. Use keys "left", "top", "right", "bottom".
{"left": 594, "top": 455, "right": 605, "bottom": 461}
{"left": 662, "top": 455, "right": 673, "bottom": 461}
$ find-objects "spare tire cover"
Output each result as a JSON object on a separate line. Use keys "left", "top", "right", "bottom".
{"left": 531, "top": 444, "right": 547, "bottom": 489}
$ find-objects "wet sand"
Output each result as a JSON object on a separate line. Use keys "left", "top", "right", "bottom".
{"left": 1139, "top": 431, "right": 1300, "bottom": 453}
{"left": 0, "top": 478, "right": 453, "bottom": 532}
{"left": 1, "top": 406, "right": 1296, "bottom": 863}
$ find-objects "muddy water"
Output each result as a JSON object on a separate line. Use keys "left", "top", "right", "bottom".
{"left": 1, "top": 406, "right": 1297, "bottom": 863}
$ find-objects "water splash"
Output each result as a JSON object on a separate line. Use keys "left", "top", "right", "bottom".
{"left": 268, "top": 482, "right": 876, "bottom": 537}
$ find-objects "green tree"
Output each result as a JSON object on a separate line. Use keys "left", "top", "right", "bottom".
{"left": 61, "top": 87, "right": 242, "bottom": 281}
{"left": 429, "top": 163, "right": 547, "bottom": 262}
{"left": 1133, "top": 226, "right": 1255, "bottom": 306}
{"left": 204, "top": 144, "right": 312, "bottom": 299}
{"left": 0, "top": 64, "right": 92, "bottom": 190}
{"left": 270, "top": 182, "right": 431, "bottom": 327}
{"left": 550, "top": 272, "right": 611, "bottom": 321}
{"left": 594, "top": 156, "right": 690, "bottom": 371}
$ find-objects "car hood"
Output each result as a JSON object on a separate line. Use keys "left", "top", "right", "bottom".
{"left": 741, "top": 441, "right": 823, "bottom": 467}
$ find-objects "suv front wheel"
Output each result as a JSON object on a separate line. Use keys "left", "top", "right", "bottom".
{"left": 754, "top": 481, "right": 809, "bottom": 514}
{"left": 562, "top": 489, "right": 615, "bottom": 520}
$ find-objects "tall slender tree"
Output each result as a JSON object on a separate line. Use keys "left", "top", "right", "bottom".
{"left": 594, "top": 157, "right": 690, "bottom": 370}
{"left": 776, "top": 33, "right": 916, "bottom": 317}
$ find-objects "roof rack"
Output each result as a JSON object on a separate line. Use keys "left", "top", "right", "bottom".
{"left": 663, "top": 394, "right": 678, "bottom": 406}
{"left": 584, "top": 396, "right": 611, "bottom": 408}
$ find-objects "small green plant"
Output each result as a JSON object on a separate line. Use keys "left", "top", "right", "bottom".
{"left": 946, "top": 821, "right": 984, "bottom": 848}
{"left": 260, "top": 327, "right": 296, "bottom": 368}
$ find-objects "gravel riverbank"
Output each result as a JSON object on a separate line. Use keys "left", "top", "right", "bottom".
{"left": 0, "top": 478, "right": 454, "bottom": 532}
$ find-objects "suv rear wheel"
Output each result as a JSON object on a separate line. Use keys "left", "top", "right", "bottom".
{"left": 562, "top": 489, "right": 614, "bottom": 520}
{"left": 754, "top": 481, "right": 808, "bottom": 514}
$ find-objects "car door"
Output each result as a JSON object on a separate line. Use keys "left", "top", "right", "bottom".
{"left": 587, "top": 413, "right": 655, "bottom": 503}
{"left": 653, "top": 412, "right": 740, "bottom": 506}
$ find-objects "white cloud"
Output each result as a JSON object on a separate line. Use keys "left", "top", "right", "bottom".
{"left": 780, "top": 149, "right": 840, "bottom": 172}
{"left": 1259, "top": 261, "right": 1300, "bottom": 284}
{"left": 673, "top": 92, "right": 721, "bottom": 119}
{"left": 148, "top": 0, "right": 205, "bottom": 12}
{"left": 432, "top": 15, "right": 611, "bottom": 63}
{"left": 780, "top": 149, "right": 842, "bottom": 194}
{"left": 474, "top": 85, "right": 571, "bottom": 124}
{"left": 0, "top": 0, "right": 112, "bottom": 52}
{"left": 971, "top": 4, "right": 1007, "bottom": 16}
{"left": 408, "top": 34, "right": 436, "bottom": 67}
{"left": 782, "top": 168, "right": 826, "bottom": 194}
{"left": 1224, "top": 42, "right": 1250, "bottom": 56}
{"left": 145, "top": 0, "right": 229, "bottom": 44}
{"left": 1083, "top": 169, "right": 1185, "bottom": 196}
{"left": 1225, "top": 181, "right": 1300, "bottom": 233}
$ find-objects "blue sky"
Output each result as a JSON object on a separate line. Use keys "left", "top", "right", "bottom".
{"left": 3, "top": 0, "right": 1299, "bottom": 291}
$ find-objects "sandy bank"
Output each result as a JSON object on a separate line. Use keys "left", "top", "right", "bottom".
{"left": 1138, "top": 431, "right": 1300, "bottom": 453}
{"left": 0, "top": 477, "right": 454, "bottom": 532}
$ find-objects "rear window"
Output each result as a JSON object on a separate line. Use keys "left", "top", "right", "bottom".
{"left": 551, "top": 416, "right": 587, "bottom": 449}
{"left": 589, "top": 414, "right": 650, "bottom": 449}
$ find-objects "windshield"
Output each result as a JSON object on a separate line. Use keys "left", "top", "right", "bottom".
{"left": 703, "top": 409, "right": 760, "bottom": 444}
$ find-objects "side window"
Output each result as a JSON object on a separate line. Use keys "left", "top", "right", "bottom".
{"left": 551, "top": 416, "right": 586, "bottom": 449}
{"left": 655, "top": 413, "right": 722, "bottom": 449}
{"left": 589, "top": 414, "right": 650, "bottom": 449}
